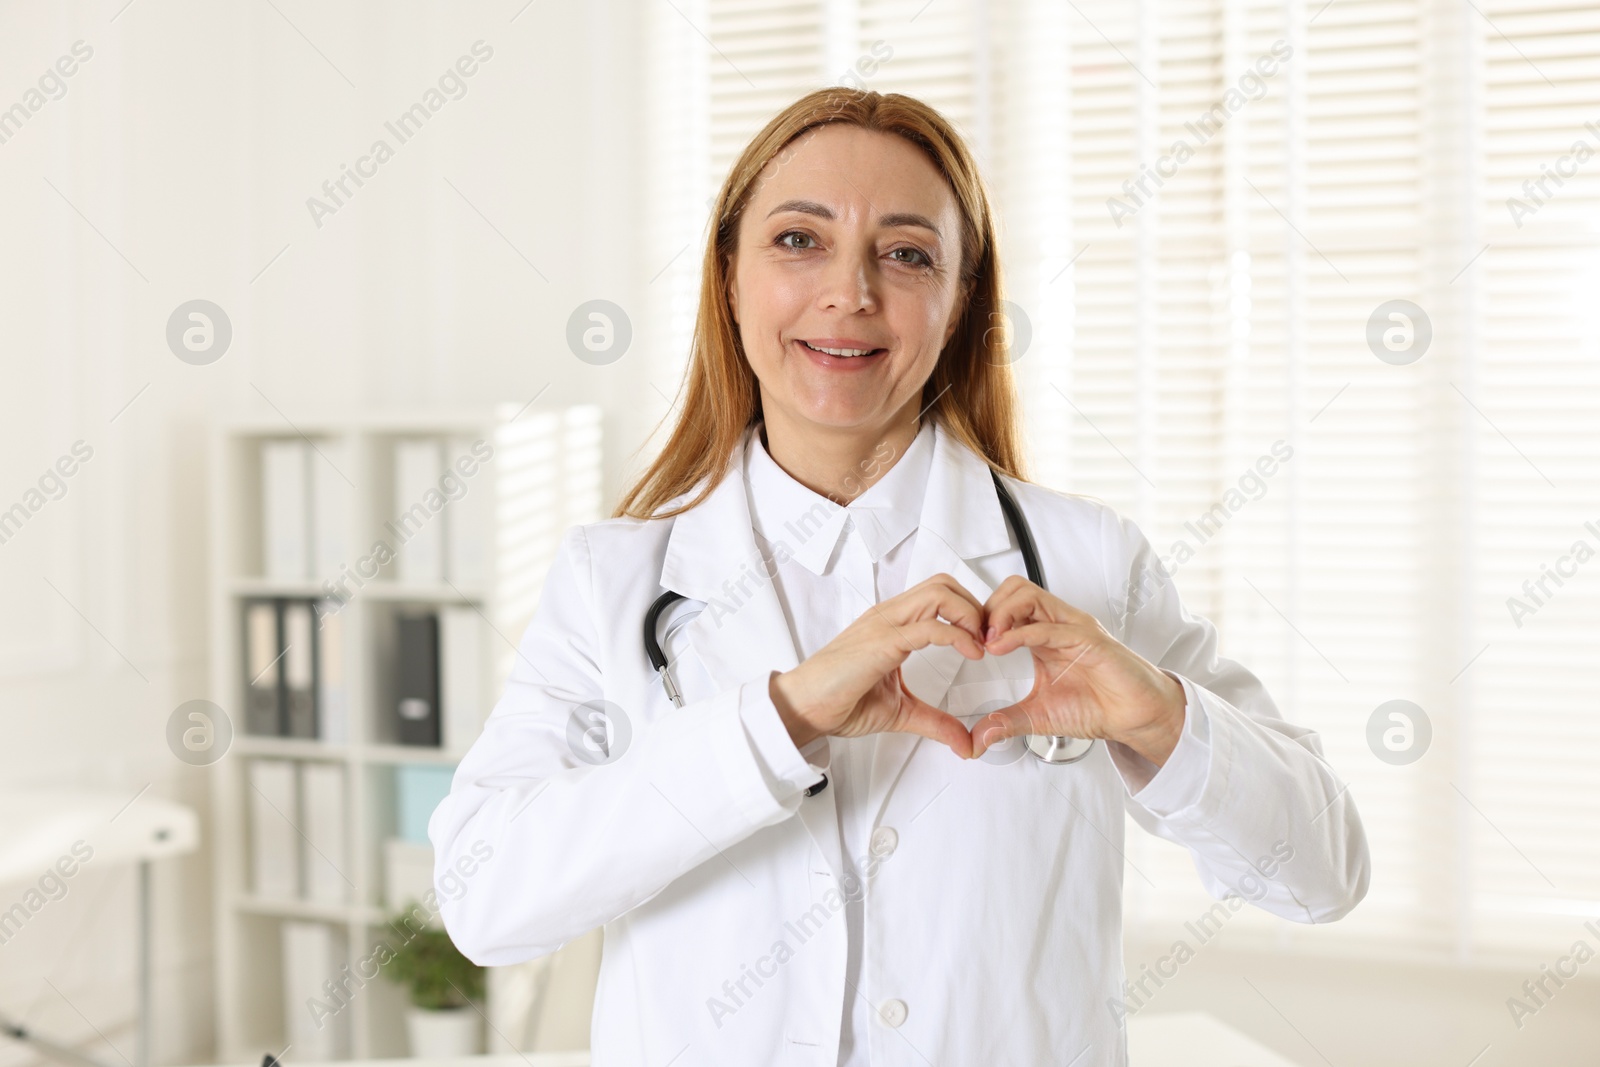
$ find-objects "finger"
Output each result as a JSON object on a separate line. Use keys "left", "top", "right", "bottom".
{"left": 878, "top": 617, "right": 987, "bottom": 661}
{"left": 982, "top": 580, "right": 1047, "bottom": 644}
{"left": 988, "top": 573, "right": 1033, "bottom": 602}
{"left": 913, "top": 571, "right": 986, "bottom": 609}
{"left": 984, "top": 580, "right": 1097, "bottom": 645}
{"left": 983, "top": 620, "right": 1094, "bottom": 658}
{"left": 921, "top": 574, "right": 988, "bottom": 638}
{"left": 894, "top": 689, "right": 976, "bottom": 759}
{"left": 969, "top": 700, "right": 1049, "bottom": 759}
{"left": 900, "top": 573, "right": 986, "bottom": 637}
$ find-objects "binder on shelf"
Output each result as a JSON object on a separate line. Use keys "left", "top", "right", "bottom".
{"left": 261, "top": 440, "right": 311, "bottom": 581}
{"left": 248, "top": 759, "right": 299, "bottom": 899}
{"left": 393, "top": 439, "right": 445, "bottom": 584}
{"left": 314, "top": 599, "right": 348, "bottom": 744}
{"left": 242, "top": 597, "right": 331, "bottom": 739}
{"left": 299, "top": 762, "right": 349, "bottom": 904}
{"left": 445, "top": 435, "right": 491, "bottom": 588}
{"left": 440, "top": 606, "right": 484, "bottom": 753}
{"left": 309, "top": 437, "right": 350, "bottom": 583}
{"left": 281, "top": 920, "right": 347, "bottom": 1060}
{"left": 395, "top": 612, "right": 441, "bottom": 746}
{"left": 282, "top": 600, "right": 317, "bottom": 739}
{"left": 243, "top": 600, "right": 284, "bottom": 736}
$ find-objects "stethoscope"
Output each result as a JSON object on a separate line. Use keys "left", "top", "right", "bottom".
{"left": 643, "top": 469, "right": 1096, "bottom": 796}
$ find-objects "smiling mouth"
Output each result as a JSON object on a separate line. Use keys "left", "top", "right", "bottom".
{"left": 798, "top": 340, "right": 887, "bottom": 359}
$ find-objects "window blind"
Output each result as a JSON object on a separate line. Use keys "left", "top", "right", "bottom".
{"left": 648, "top": 0, "right": 1600, "bottom": 965}
{"left": 1470, "top": 0, "right": 1600, "bottom": 957}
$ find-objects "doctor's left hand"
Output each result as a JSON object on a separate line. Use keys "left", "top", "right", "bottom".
{"left": 969, "top": 575, "right": 1188, "bottom": 767}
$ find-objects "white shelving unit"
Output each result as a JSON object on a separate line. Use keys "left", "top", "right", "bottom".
{"left": 207, "top": 406, "right": 602, "bottom": 1062}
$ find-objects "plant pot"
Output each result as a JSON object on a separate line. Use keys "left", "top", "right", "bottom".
{"left": 405, "top": 1006, "right": 482, "bottom": 1058}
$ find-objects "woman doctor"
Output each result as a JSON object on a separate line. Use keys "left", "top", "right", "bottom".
{"left": 431, "top": 88, "right": 1370, "bottom": 1066}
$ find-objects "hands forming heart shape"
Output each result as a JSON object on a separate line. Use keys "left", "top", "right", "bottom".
{"left": 768, "top": 573, "right": 1188, "bottom": 767}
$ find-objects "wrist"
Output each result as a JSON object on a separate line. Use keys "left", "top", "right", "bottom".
{"left": 1116, "top": 671, "right": 1187, "bottom": 767}
{"left": 769, "top": 670, "right": 822, "bottom": 749}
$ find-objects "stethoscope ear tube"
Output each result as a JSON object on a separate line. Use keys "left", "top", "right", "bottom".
{"left": 990, "top": 469, "right": 1043, "bottom": 587}
{"left": 643, "top": 590, "right": 687, "bottom": 674}
{"left": 644, "top": 590, "right": 688, "bottom": 708}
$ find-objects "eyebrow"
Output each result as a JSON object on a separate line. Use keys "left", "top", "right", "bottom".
{"left": 765, "top": 198, "right": 942, "bottom": 239}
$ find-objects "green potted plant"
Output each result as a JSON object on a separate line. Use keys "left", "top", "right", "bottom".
{"left": 381, "top": 901, "right": 486, "bottom": 1057}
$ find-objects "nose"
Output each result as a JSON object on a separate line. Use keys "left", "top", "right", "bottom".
{"left": 815, "top": 238, "right": 879, "bottom": 315}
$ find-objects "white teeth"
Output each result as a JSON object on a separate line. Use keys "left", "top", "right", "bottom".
{"left": 802, "top": 340, "right": 879, "bottom": 357}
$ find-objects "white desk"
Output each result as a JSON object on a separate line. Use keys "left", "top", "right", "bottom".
{"left": 0, "top": 788, "right": 197, "bottom": 884}
{"left": 1129, "top": 1011, "right": 1306, "bottom": 1066}
{"left": 0, "top": 788, "right": 199, "bottom": 1067}
{"left": 206, "top": 1012, "right": 1303, "bottom": 1067}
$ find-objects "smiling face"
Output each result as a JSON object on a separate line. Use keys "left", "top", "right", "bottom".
{"left": 725, "top": 123, "right": 967, "bottom": 443}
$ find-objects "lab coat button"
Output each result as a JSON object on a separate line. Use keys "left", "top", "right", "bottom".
{"left": 869, "top": 826, "right": 898, "bottom": 857}
{"left": 876, "top": 998, "right": 908, "bottom": 1027}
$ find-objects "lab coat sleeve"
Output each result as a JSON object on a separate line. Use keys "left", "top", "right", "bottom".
{"left": 428, "top": 526, "right": 815, "bottom": 966}
{"left": 741, "top": 674, "right": 831, "bottom": 796}
{"left": 1103, "top": 507, "right": 1371, "bottom": 923}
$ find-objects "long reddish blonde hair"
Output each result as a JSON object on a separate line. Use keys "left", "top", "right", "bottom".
{"left": 614, "top": 87, "right": 1026, "bottom": 520}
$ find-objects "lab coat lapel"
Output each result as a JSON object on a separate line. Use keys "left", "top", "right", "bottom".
{"left": 866, "top": 425, "right": 1013, "bottom": 827}
{"left": 661, "top": 474, "right": 801, "bottom": 692}
{"left": 657, "top": 429, "right": 846, "bottom": 883}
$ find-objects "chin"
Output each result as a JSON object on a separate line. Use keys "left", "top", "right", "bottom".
{"left": 789, "top": 394, "right": 890, "bottom": 431}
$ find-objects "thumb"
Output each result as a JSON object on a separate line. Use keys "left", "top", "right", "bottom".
{"left": 969, "top": 699, "right": 1049, "bottom": 760}
{"left": 893, "top": 686, "right": 976, "bottom": 760}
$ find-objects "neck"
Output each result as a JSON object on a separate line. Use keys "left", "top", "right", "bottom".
{"left": 759, "top": 403, "right": 923, "bottom": 505}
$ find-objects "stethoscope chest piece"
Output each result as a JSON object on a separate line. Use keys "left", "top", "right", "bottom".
{"left": 1025, "top": 734, "right": 1096, "bottom": 764}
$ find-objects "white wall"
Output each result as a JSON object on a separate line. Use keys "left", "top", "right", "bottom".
{"left": 3, "top": 4, "right": 1599, "bottom": 1067}
{"left": 0, "top": 3, "right": 650, "bottom": 1064}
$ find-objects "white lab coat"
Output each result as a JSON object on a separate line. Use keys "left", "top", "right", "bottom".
{"left": 430, "top": 423, "right": 1370, "bottom": 1066}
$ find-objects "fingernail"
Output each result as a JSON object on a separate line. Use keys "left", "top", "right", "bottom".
{"left": 984, "top": 625, "right": 996, "bottom": 643}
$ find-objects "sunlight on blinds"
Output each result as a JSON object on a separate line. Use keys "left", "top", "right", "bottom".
{"left": 1471, "top": 0, "right": 1600, "bottom": 956}
{"left": 662, "top": 0, "right": 1600, "bottom": 966}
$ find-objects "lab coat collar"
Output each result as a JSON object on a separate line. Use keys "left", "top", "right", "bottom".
{"left": 743, "top": 419, "right": 937, "bottom": 576}
{"left": 743, "top": 428, "right": 849, "bottom": 577}
{"left": 658, "top": 419, "right": 1018, "bottom": 859}
{"left": 658, "top": 419, "right": 1010, "bottom": 606}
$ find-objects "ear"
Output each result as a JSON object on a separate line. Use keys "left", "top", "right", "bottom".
{"left": 725, "top": 257, "right": 740, "bottom": 326}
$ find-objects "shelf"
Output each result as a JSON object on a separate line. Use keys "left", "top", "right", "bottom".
{"left": 229, "top": 577, "right": 330, "bottom": 599}
{"left": 235, "top": 894, "right": 385, "bottom": 925}
{"left": 227, "top": 577, "right": 487, "bottom": 603}
{"left": 210, "top": 406, "right": 603, "bottom": 1060}
{"left": 362, "top": 744, "right": 464, "bottom": 766}
{"left": 235, "top": 735, "right": 352, "bottom": 760}
{"left": 233, "top": 737, "right": 466, "bottom": 765}
{"left": 362, "top": 582, "right": 486, "bottom": 603}
{"left": 219, "top": 408, "right": 511, "bottom": 437}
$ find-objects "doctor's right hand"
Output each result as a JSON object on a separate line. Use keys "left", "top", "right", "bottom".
{"left": 768, "top": 573, "right": 985, "bottom": 759}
